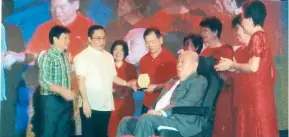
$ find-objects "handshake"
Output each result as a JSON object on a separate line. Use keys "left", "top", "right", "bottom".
{"left": 2, "top": 51, "right": 22, "bottom": 69}
{"left": 2, "top": 50, "right": 46, "bottom": 70}
{"left": 2, "top": 51, "right": 27, "bottom": 70}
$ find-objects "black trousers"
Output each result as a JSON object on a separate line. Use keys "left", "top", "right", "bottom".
{"left": 80, "top": 108, "right": 111, "bottom": 137}
{"left": 141, "top": 104, "right": 149, "bottom": 114}
{"left": 41, "top": 95, "right": 73, "bottom": 137}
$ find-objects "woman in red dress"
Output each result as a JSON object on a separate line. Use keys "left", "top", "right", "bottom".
{"left": 215, "top": 1, "right": 279, "bottom": 136}
{"left": 230, "top": 14, "right": 251, "bottom": 136}
{"left": 199, "top": 17, "right": 234, "bottom": 137}
{"left": 108, "top": 40, "right": 137, "bottom": 137}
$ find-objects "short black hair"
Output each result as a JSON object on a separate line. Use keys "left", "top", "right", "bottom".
{"left": 143, "top": 27, "right": 162, "bottom": 39}
{"left": 183, "top": 34, "right": 203, "bottom": 54}
{"left": 110, "top": 40, "right": 129, "bottom": 59}
{"left": 49, "top": 25, "right": 71, "bottom": 45}
{"left": 88, "top": 25, "right": 105, "bottom": 38}
{"left": 200, "top": 17, "right": 222, "bottom": 38}
{"left": 232, "top": 14, "right": 242, "bottom": 28}
{"left": 242, "top": 1, "right": 267, "bottom": 27}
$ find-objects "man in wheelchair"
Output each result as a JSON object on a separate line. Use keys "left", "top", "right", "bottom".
{"left": 117, "top": 50, "right": 222, "bottom": 137}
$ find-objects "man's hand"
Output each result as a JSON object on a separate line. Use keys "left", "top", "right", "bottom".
{"left": 145, "top": 84, "right": 157, "bottom": 93}
{"left": 127, "top": 80, "right": 137, "bottom": 91}
{"left": 2, "top": 51, "right": 22, "bottom": 69}
{"left": 73, "top": 108, "right": 80, "bottom": 120}
{"left": 214, "top": 57, "right": 234, "bottom": 71}
{"left": 60, "top": 89, "right": 76, "bottom": 101}
{"left": 146, "top": 109, "right": 162, "bottom": 116}
{"left": 82, "top": 101, "right": 91, "bottom": 118}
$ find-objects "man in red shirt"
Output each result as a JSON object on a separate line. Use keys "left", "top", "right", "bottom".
{"left": 138, "top": 27, "right": 177, "bottom": 114}
{"left": 5, "top": 0, "right": 94, "bottom": 64}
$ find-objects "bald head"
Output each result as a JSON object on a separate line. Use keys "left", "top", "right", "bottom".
{"left": 177, "top": 51, "right": 199, "bottom": 81}
{"left": 181, "top": 51, "right": 199, "bottom": 63}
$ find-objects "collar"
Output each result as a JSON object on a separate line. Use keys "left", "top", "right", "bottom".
{"left": 181, "top": 72, "right": 198, "bottom": 84}
{"left": 149, "top": 46, "right": 165, "bottom": 59}
{"left": 50, "top": 45, "right": 65, "bottom": 55}
{"left": 87, "top": 45, "right": 105, "bottom": 54}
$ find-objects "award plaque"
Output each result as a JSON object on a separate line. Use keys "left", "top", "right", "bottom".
{"left": 137, "top": 73, "right": 150, "bottom": 91}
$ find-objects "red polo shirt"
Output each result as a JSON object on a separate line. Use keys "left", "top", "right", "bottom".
{"left": 26, "top": 12, "right": 94, "bottom": 58}
{"left": 139, "top": 47, "right": 177, "bottom": 107}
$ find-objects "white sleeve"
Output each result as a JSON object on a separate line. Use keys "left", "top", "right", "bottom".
{"left": 109, "top": 54, "right": 117, "bottom": 77}
{"left": 160, "top": 110, "right": 168, "bottom": 117}
{"left": 74, "top": 56, "right": 86, "bottom": 77}
{"left": 112, "top": 62, "right": 117, "bottom": 77}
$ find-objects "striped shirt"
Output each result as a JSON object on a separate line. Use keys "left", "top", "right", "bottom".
{"left": 38, "top": 45, "right": 71, "bottom": 95}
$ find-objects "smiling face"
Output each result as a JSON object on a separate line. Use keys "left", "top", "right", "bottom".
{"left": 117, "top": 0, "right": 137, "bottom": 16}
{"left": 53, "top": 33, "right": 70, "bottom": 50}
{"left": 113, "top": 44, "right": 126, "bottom": 62}
{"left": 50, "top": 0, "right": 79, "bottom": 23}
{"left": 201, "top": 27, "right": 218, "bottom": 43}
{"left": 144, "top": 33, "right": 163, "bottom": 54}
{"left": 177, "top": 51, "right": 198, "bottom": 80}
{"left": 235, "top": 24, "right": 250, "bottom": 44}
{"left": 240, "top": 13, "right": 254, "bottom": 35}
{"left": 124, "top": 28, "right": 148, "bottom": 64}
{"left": 88, "top": 29, "right": 107, "bottom": 50}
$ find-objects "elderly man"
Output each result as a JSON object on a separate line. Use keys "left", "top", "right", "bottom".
{"left": 117, "top": 51, "right": 208, "bottom": 137}
{"left": 123, "top": 28, "right": 148, "bottom": 65}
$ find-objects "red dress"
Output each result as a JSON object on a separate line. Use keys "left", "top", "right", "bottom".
{"left": 200, "top": 44, "right": 234, "bottom": 137}
{"left": 108, "top": 61, "right": 137, "bottom": 137}
{"left": 232, "top": 46, "right": 250, "bottom": 108}
{"left": 234, "top": 31, "right": 279, "bottom": 137}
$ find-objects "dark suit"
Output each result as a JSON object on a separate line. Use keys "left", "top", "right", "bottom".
{"left": 117, "top": 73, "right": 208, "bottom": 137}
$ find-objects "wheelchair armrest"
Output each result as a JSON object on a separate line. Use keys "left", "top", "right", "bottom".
{"left": 157, "top": 129, "right": 183, "bottom": 137}
{"left": 172, "top": 106, "right": 209, "bottom": 116}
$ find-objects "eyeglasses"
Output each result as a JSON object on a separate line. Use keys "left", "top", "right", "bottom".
{"left": 91, "top": 37, "right": 106, "bottom": 41}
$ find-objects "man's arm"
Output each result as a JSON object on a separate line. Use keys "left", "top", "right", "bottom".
{"left": 38, "top": 56, "right": 70, "bottom": 94}
{"left": 3, "top": 25, "right": 46, "bottom": 67}
{"left": 74, "top": 56, "right": 92, "bottom": 117}
{"left": 162, "top": 76, "right": 208, "bottom": 117}
{"left": 146, "top": 58, "right": 177, "bottom": 93}
{"left": 77, "top": 75, "right": 89, "bottom": 103}
{"left": 76, "top": 75, "right": 92, "bottom": 117}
